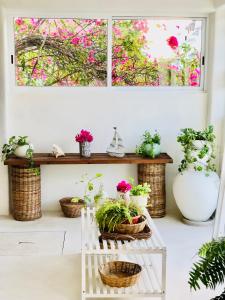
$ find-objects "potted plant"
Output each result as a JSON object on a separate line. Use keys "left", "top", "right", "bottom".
{"left": 116, "top": 180, "right": 132, "bottom": 203}
{"left": 189, "top": 237, "right": 225, "bottom": 299}
{"left": 59, "top": 173, "right": 103, "bottom": 218}
{"left": 129, "top": 178, "right": 151, "bottom": 208}
{"left": 173, "top": 125, "right": 220, "bottom": 223}
{"left": 136, "top": 131, "right": 161, "bottom": 158}
{"left": 75, "top": 129, "right": 93, "bottom": 158}
{"left": 2, "top": 136, "right": 34, "bottom": 160}
{"left": 95, "top": 199, "right": 146, "bottom": 234}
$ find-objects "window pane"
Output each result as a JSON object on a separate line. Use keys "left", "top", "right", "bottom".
{"left": 112, "top": 19, "right": 203, "bottom": 87}
{"left": 14, "top": 18, "right": 107, "bottom": 86}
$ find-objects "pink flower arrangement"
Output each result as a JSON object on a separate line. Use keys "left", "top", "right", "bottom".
{"left": 116, "top": 180, "right": 132, "bottom": 193}
{"left": 75, "top": 130, "right": 93, "bottom": 143}
{"left": 167, "top": 36, "right": 178, "bottom": 49}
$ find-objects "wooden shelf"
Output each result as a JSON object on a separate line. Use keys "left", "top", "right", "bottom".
{"left": 4, "top": 153, "right": 173, "bottom": 166}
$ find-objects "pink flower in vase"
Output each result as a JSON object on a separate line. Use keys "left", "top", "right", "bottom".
{"left": 167, "top": 36, "right": 179, "bottom": 50}
{"left": 75, "top": 130, "right": 94, "bottom": 143}
{"left": 116, "top": 180, "right": 132, "bottom": 193}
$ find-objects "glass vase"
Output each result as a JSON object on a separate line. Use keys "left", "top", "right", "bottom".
{"left": 79, "top": 142, "right": 91, "bottom": 158}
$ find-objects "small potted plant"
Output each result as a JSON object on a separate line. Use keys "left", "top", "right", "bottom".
{"left": 136, "top": 131, "right": 161, "bottom": 158}
{"left": 2, "top": 136, "right": 34, "bottom": 160}
{"left": 173, "top": 125, "right": 219, "bottom": 223}
{"left": 95, "top": 199, "right": 146, "bottom": 234}
{"left": 75, "top": 129, "right": 93, "bottom": 158}
{"left": 59, "top": 173, "right": 103, "bottom": 218}
{"left": 129, "top": 178, "right": 151, "bottom": 208}
{"left": 116, "top": 180, "right": 132, "bottom": 203}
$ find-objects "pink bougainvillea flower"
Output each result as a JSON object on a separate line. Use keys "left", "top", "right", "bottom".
{"left": 167, "top": 36, "right": 179, "bottom": 49}
{"left": 75, "top": 130, "right": 94, "bottom": 143}
{"left": 71, "top": 37, "right": 80, "bottom": 45}
{"left": 168, "top": 65, "right": 179, "bottom": 71}
{"left": 113, "top": 26, "right": 122, "bottom": 36}
{"left": 15, "top": 18, "right": 24, "bottom": 26}
{"left": 116, "top": 180, "right": 132, "bottom": 193}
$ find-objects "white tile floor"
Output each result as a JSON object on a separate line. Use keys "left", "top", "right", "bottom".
{"left": 0, "top": 212, "right": 222, "bottom": 300}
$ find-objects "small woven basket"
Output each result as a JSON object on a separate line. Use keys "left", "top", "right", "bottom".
{"left": 99, "top": 261, "right": 142, "bottom": 288}
{"left": 115, "top": 216, "right": 147, "bottom": 234}
{"left": 59, "top": 197, "right": 85, "bottom": 218}
{"left": 10, "top": 166, "right": 41, "bottom": 221}
{"left": 138, "top": 164, "right": 166, "bottom": 218}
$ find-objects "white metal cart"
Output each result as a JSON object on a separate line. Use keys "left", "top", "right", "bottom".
{"left": 81, "top": 207, "right": 167, "bottom": 300}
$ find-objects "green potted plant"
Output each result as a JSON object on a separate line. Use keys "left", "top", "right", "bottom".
{"left": 59, "top": 173, "right": 103, "bottom": 218}
{"left": 173, "top": 125, "right": 219, "bottom": 223}
{"left": 136, "top": 131, "right": 161, "bottom": 158}
{"left": 189, "top": 237, "right": 225, "bottom": 299}
{"left": 95, "top": 199, "right": 146, "bottom": 234}
{"left": 129, "top": 178, "right": 151, "bottom": 208}
{"left": 2, "top": 136, "right": 34, "bottom": 160}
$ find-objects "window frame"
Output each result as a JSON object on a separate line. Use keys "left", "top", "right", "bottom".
{"left": 8, "top": 13, "right": 207, "bottom": 91}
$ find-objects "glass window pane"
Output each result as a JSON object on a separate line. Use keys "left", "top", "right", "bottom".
{"left": 14, "top": 18, "right": 107, "bottom": 86}
{"left": 112, "top": 19, "right": 203, "bottom": 87}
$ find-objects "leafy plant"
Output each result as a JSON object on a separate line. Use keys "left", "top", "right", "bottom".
{"left": 130, "top": 183, "right": 151, "bottom": 196}
{"left": 189, "top": 238, "right": 225, "bottom": 300}
{"left": 136, "top": 131, "right": 161, "bottom": 158}
{"left": 95, "top": 199, "right": 142, "bottom": 232}
{"left": 177, "top": 125, "right": 216, "bottom": 173}
{"left": 72, "top": 173, "right": 103, "bottom": 204}
{"left": 2, "top": 136, "right": 29, "bottom": 160}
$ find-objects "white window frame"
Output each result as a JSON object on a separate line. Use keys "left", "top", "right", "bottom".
{"left": 6, "top": 12, "right": 207, "bottom": 91}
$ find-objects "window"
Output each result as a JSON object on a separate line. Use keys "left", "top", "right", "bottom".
{"left": 112, "top": 18, "right": 204, "bottom": 87}
{"left": 13, "top": 17, "right": 205, "bottom": 88}
{"left": 14, "top": 18, "right": 107, "bottom": 86}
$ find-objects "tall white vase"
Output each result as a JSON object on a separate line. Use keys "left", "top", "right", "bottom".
{"left": 173, "top": 170, "right": 220, "bottom": 222}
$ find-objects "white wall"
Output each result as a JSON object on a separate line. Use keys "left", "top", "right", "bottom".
{"left": 0, "top": 0, "right": 216, "bottom": 215}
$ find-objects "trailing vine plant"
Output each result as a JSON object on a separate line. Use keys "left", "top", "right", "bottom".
{"left": 177, "top": 125, "right": 216, "bottom": 173}
{"left": 189, "top": 238, "right": 225, "bottom": 300}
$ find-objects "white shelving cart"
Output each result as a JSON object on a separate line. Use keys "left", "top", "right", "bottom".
{"left": 81, "top": 207, "right": 167, "bottom": 300}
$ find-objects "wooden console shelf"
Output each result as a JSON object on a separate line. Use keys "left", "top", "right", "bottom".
{"left": 5, "top": 153, "right": 173, "bottom": 219}
{"left": 4, "top": 153, "right": 173, "bottom": 166}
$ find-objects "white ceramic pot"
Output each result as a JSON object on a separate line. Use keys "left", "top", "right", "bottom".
{"left": 14, "top": 144, "right": 33, "bottom": 158}
{"left": 130, "top": 195, "right": 149, "bottom": 208}
{"left": 173, "top": 169, "right": 219, "bottom": 222}
{"left": 144, "top": 143, "right": 161, "bottom": 158}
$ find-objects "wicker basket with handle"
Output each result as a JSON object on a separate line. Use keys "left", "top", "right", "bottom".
{"left": 10, "top": 166, "right": 41, "bottom": 221}
{"left": 138, "top": 164, "right": 166, "bottom": 218}
{"left": 99, "top": 261, "right": 142, "bottom": 288}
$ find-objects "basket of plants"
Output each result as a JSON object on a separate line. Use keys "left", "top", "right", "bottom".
{"left": 95, "top": 199, "right": 150, "bottom": 239}
{"left": 59, "top": 197, "right": 85, "bottom": 218}
{"left": 98, "top": 261, "right": 142, "bottom": 288}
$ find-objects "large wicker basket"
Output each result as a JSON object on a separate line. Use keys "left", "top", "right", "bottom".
{"left": 99, "top": 261, "right": 142, "bottom": 288}
{"left": 59, "top": 197, "right": 85, "bottom": 218}
{"left": 10, "top": 166, "right": 41, "bottom": 221}
{"left": 138, "top": 164, "right": 166, "bottom": 218}
{"left": 115, "top": 216, "right": 147, "bottom": 234}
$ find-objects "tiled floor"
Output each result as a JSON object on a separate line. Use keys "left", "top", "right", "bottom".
{"left": 0, "top": 212, "right": 222, "bottom": 300}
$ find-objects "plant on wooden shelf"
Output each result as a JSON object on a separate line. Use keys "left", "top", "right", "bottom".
{"left": 189, "top": 237, "right": 225, "bottom": 300}
{"left": 1, "top": 136, "right": 39, "bottom": 175}
{"left": 75, "top": 129, "right": 93, "bottom": 158}
{"left": 173, "top": 125, "right": 219, "bottom": 223}
{"left": 129, "top": 177, "right": 151, "bottom": 208}
{"left": 59, "top": 173, "right": 103, "bottom": 218}
{"left": 136, "top": 130, "right": 161, "bottom": 158}
{"left": 95, "top": 199, "right": 146, "bottom": 234}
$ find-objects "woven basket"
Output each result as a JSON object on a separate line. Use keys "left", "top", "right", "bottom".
{"left": 115, "top": 216, "right": 147, "bottom": 234}
{"left": 10, "top": 166, "right": 41, "bottom": 221}
{"left": 99, "top": 261, "right": 142, "bottom": 287}
{"left": 138, "top": 164, "right": 166, "bottom": 218}
{"left": 59, "top": 197, "right": 85, "bottom": 218}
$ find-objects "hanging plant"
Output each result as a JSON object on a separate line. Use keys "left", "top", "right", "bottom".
{"left": 177, "top": 125, "right": 216, "bottom": 173}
